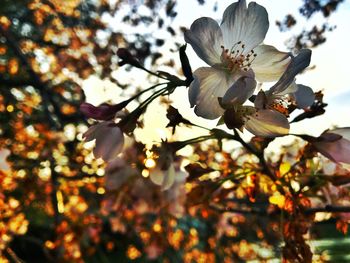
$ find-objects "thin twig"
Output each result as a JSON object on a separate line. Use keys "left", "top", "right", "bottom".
{"left": 6, "top": 247, "right": 25, "bottom": 263}
{"left": 233, "top": 129, "right": 277, "bottom": 181}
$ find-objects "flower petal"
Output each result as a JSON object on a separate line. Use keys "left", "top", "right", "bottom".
{"left": 80, "top": 102, "right": 123, "bottom": 120}
{"left": 0, "top": 149, "right": 10, "bottom": 171}
{"left": 251, "top": 45, "right": 291, "bottom": 82}
{"left": 245, "top": 109, "right": 289, "bottom": 137}
{"left": 269, "top": 49, "right": 312, "bottom": 95}
{"left": 276, "top": 81, "right": 298, "bottom": 96}
{"left": 222, "top": 73, "right": 256, "bottom": 105}
{"left": 83, "top": 123, "right": 101, "bottom": 142}
{"left": 312, "top": 127, "right": 350, "bottom": 163}
{"left": 292, "top": 84, "right": 315, "bottom": 109}
{"left": 161, "top": 164, "right": 176, "bottom": 191}
{"left": 314, "top": 138, "right": 350, "bottom": 164}
{"left": 327, "top": 128, "right": 350, "bottom": 141}
{"left": 150, "top": 169, "right": 164, "bottom": 186}
{"left": 254, "top": 90, "right": 267, "bottom": 110}
{"left": 149, "top": 165, "right": 176, "bottom": 191}
{"left": 220, "top": 0, "right": 269, "bottom": 53}
{"left": 90, "top": 122, "right": 124, "bottom": 161}
{"left": 185, "top": 17, "right": 223, "bottom": 66}
{"left": 189, "top": 67, "right": 234, "bottom": 119}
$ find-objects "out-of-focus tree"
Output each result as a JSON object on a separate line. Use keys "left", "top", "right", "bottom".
{"left": 0, "top": 0, "right": 184, "bottom": 261}
{"left": 276, "top": 0, "right": 345, "bottom": 49}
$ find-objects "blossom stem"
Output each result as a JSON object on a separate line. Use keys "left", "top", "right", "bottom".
{"left": 232, "top": 129, "right": 284, "bottom": 193}
{"left": 169, "top": 135, "right": 216, "bottom": 152}
{"left": 191, "top": 123, "right": 211, "bottom": 131}
{"left": 217, "top": 172, "right": 248, "bottom": 184}
{"left": 129, "top": 82, "right": 169, "bottom": 101}
{"left": 138, "top": 85, "right": 170, "bottom": 109}
{"left": 139, "top": 66, "right": 169, "bottom": 81}
{"left": 178, "top": 135, "right": 215, "bottom": 146}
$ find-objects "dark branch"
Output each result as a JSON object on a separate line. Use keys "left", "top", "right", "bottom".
{"left": 210, "top": 204, "right": 350, "bottom": 216}
{"left": 0, "top": 76, "right": 35, "bottom": 87}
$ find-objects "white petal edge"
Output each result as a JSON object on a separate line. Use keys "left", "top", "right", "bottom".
{"left": 251, "top": 45, "right": 291, "bottom": 82}
{"left": 220, "top": 0, "right": 269, "bottom": 54}
{"left": 269, "top": 49, "right": 312, "bottom": 95}
{"left": 185, "top": 17, "right": 223, "bottom": 66}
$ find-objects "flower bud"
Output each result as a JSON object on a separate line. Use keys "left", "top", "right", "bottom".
{"left": 179, "top": 44, "right": 193, "bottom": 86}
{"left": 116, "top": 48, "right": 142, "bottom": 68}
{"left": 80, "top": 101, "right": 129, "bottom": 121}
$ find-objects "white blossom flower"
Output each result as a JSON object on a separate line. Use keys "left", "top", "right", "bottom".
{"left": 223, "top": 105, "right": 289, "bottom": 137}
{"left": 83, "top": 121, "right": 124, "bottom": 162}
{"left": 148, "top": 143, "right": 180, "bottom": 191}
{"left": 185, "top": 0, "right": 291, "bottom": 119}
{"left": 255, "top": 49, "right": 314, "bottom": 111}
{"left": 223, "top": 49, "right": 312, "bottom": 137}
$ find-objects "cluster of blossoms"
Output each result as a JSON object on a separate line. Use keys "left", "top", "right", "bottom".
{"left": 184, "top": 0, "right": 350, "bottom": 164}
{"left": 185, "top": 0, "right": 313, "bottom": 137}
{"left": 80, "top": 0, "right": 350, "bottom": 185}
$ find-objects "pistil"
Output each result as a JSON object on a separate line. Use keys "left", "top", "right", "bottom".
{"left": 220, "top": 41, "right": 257, "bottom": 73}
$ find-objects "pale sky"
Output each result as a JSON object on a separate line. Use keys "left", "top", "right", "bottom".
{"left": 83, "top": 0, "right": 350, "bottom": 146}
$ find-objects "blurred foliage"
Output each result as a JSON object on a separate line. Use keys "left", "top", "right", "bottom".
{"left": 276, "top": 0, "right": 345, "bottom": 49}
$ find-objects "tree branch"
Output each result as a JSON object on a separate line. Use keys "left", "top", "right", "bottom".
{"left": 233, "top": 129, "right": 277, "bottom": 181}
{"left": 210, "top": 204, "right": 350, "bottom": 216}
{"left": 0, "top": 25, "right": 59, "bottom": 129}
{"left": 0, "top": 76, "right": 35, "bottom": 87}
{"left": 305, "top": 205, "right": 350, "bottom": 214}
{"left": 0, "top": 26, "right": 63, "bottom": 255}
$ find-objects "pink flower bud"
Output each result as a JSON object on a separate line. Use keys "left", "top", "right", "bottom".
{"left": 80, "top": 101, "right": 129, "bottom": 121}
{"left": 116, "top": 48, "right": 141, "bottom": 68}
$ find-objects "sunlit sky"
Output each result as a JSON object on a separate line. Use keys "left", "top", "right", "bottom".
{"left": 83, "top": 0, "right": 350, "bottom": 148}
